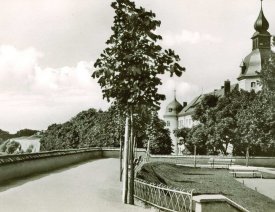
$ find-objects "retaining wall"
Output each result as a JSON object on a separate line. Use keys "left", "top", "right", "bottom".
{"left": 0, "top": 148, "right": 146, "bottom": 184}
{"left": 193, "top": 195, "right": 248, "bottom": 212}
{"left": 148, "top": 155, "right": 275, "bottom": 168}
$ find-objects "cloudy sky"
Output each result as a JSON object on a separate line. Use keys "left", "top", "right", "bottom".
{"left": 0, "top": 0, "right": 274, "bottom": 133}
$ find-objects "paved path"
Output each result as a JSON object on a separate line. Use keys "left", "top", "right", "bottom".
{"left": 0, "top": 158, "right": 152, "bottom": 212}
{"left": 233, "top": 165, "right": 275, "bottom": 201}
{"left": 236, "top": 178, "right": 275, "bottom": 200}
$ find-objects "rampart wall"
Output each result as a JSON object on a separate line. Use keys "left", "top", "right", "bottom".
{"left": 0, "top": 148, "right": 146, "bottom": 183}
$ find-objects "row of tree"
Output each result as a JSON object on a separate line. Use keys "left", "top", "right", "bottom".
{"left": 175, "top": 55, "right": 275, "bottom": 156}
{"left": 40, "top": 106, "right": 173, "bottom": 154}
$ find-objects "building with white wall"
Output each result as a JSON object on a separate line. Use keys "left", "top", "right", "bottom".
{"left": 163, "top": 2, "right": 274, "bottom": 155}
{"left": 163, "top": 94, "right": 183, "bottom": 155}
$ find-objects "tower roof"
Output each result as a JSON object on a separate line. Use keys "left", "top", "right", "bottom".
{"left": 238, "top": 0, "right": 273, "bottom": 81}
{"left": 254, "top": 0, "right": 269, "bottom": 33}
{"left": 164, "top": 99, "right": 183, "bottom": 117}
{"left": 164, "top": 90, "right": 183, "bottom": 117}
{"left": 238, "top": 49, "right": 272, "bottom": 80}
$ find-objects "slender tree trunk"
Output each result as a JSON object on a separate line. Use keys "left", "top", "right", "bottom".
{"left": 147, "top": 139, "right": 150, "bottom": 160}
{"left": 129, "top": 109, "right": 135, "bottom": 205}
{"left": 246, "top": 146, "right": 250, "bottom": 167}
{"left": 133, "top": 136, "right": 137, "bottom": 159}
{"left": 122, "top": 117, "right": 129, "bottom": 204}
{"left": 194, "top": 145, "right": 197, "bottom": 168}
{"left": 119, "top": 136, "right": 123, "bottom": 182}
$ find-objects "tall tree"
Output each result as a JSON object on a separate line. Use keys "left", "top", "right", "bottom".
{"left": 192, "top": 94, "right": 219, "bottom": 124}
{"left": 92, "top": 0, "right": 185, "bottom": 204}
{"left": 143, "top": 111, "right": 172, "bottom": 155}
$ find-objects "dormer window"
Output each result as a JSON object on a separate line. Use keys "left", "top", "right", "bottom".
{"left": 169, "top": 108, "right": 172, "bottom": 112}
{"left": 240, "top": 60, "right": 246, "bottom": 74}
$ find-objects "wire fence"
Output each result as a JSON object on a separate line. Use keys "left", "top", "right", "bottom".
{"left": 134, "top": 178, "right": 193, "bottom": 212}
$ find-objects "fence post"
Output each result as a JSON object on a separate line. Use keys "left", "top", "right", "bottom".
{"left": 194, "top": 145, "right": 197, "bottom": 168}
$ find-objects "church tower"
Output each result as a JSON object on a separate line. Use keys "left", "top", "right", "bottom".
{"left": 238, "top": 0, "right": 272, "bottom": 91}
{"left": 163, "top": 90, "right": 183, "bottom": 155}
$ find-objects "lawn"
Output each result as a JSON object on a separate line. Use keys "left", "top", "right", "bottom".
{"left": 137, "top": 162, "right": 275, "bottom": 212}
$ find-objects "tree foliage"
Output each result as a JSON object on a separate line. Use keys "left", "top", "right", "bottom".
{"left": 40, "top": 108, "right": 123, "bottom": 151}
{"left": 175, "top": 87, "right": 274, "bottom": 156}
{"left": 40, "top": 106, "right": 172, "bottom": 154}
{"left": 192, "top": 94, "right": 219, "bottom": 124}
{"left": 236, "top": 93, "right": 275, "bottom": 156}
{"left": 143, "top": 112, "right": 172, "bottom": 154}
{"left": 0, "top": 140, "right": 21, "bottom": 154}
{"left": 92, "top": 0, "right": 185, "bottom": 112}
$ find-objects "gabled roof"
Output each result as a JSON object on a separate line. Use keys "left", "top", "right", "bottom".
{"left": 178, "top": 95, "right": 202, "bottom": 117}
{"left": 178, "top": 84, "right": 238, "bottom": 117}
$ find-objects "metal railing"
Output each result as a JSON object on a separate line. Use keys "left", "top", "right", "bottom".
{"left": 134, "top": 178, "right": 193, "bottom": 212}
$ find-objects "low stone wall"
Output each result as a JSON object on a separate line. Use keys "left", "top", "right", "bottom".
{"left": 148, "top": 155, "right": 275, "bottom": 168}
{"left": 0, "top": 149, "right": 102, "bottom": 183}
{"left": 0, "top": 148, "right": 146, "bottom": 184}
{"left": 235, "top": 157, "right": 275, "bottom": 168}
{"left": 193, "top": 195, "right": 249, "bottom": 212}
{"left": 148, "top": 155, "right": 211, "bottom": 165}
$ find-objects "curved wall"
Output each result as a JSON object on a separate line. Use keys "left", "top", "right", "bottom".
{"left": 0, "top": 148, "right": 146, "bottom": 184}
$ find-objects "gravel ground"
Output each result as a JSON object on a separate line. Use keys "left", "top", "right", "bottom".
{"left": 0, "top": 158, "right": 152, "bottom": 212}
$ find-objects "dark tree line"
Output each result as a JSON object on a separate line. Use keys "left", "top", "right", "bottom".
{"left": 40, "top": 106, "right": 172, "bottom": 154}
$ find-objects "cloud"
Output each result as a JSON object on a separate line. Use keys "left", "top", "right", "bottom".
{"left": 0, "top": 45, "right": 42, "bottom": 92}
{"left": 162, "top": 29, "right": 223, "bottom": 46}
{"left": 0, "top": 45, "right": 108, "bottom": 133}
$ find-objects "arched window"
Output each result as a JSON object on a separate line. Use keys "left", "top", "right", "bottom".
{"left": 169, "top": 108, "right": 172, "bottom": 112}
{"left": 251, "top": 82, "right": 256, "bottom": 88}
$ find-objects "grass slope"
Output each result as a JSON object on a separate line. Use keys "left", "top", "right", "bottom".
{"left": 137, "top": 162, "right": 275, "bottom": 212}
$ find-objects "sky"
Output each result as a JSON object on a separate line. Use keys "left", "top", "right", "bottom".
{"left": 0, "top": 0, "right": 274, "bottom": 133}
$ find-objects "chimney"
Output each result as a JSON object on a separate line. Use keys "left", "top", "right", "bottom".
{"left": 224, "top": 80, "right": 231, "bottom": 96}
{"left": 183, "top": 102, "right": 187, "bottom": 108}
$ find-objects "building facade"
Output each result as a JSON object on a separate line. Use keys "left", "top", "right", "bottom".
{"left": 163, "top": 2, "right": 274, "bottom": 155}
{"left": 163, "top": 95, "right": 183, "bottom": 155}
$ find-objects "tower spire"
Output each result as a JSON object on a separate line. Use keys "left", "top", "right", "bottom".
{"left": 251, "top": 0, "right": 271, "bottom": 50}
{"left": 254, "top": 0, "right": 269, "bottom": 33}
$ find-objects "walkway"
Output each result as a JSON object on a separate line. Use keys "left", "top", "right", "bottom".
{"left": 237, "top": 178, "right": 275, "bottom": 200}
{"left": 0, "top": 158, "right": 152, "bottom": 212}
{"left": 236, "top": 166, "right": 275, "bottom": 201}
